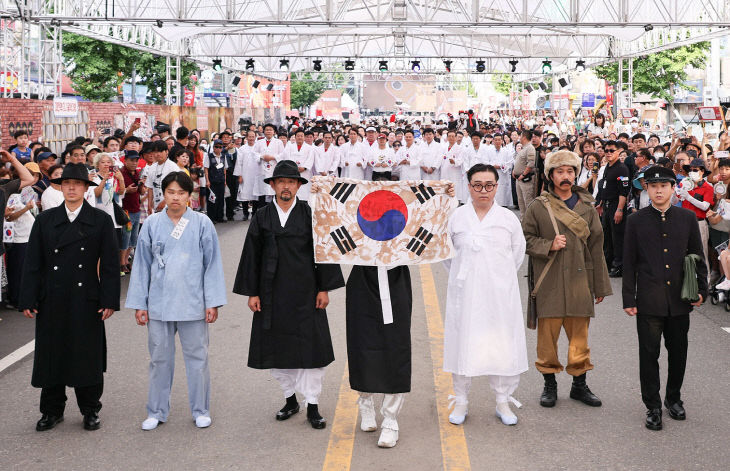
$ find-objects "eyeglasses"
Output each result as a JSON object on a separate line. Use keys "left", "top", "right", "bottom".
{"left": 470, "top": 182, "right": 497, "bottom": 192}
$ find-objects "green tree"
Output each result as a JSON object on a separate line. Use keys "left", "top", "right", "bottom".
{"left": 290, "top": 73, "right": 328, "bottom": 109}
{"left": 493, "top": 73, "right": 513, "bottom": 96}
{"left": 62, "top": 32, "right": 197, "bottom": 103}
{"left": 594, "top": 42, "right": 710, "bottom": 102}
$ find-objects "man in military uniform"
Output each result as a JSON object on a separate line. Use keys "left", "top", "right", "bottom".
{"left": 623, "top": 165, "right": 707, "bottom": 431}
{"left": 20, "top": 163, "right": 120, "bottom": 432}
{"left": 597, "top": 140, "right": 630, "bottom": 277}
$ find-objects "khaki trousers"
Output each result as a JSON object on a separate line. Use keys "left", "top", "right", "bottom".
{"left": 535, "top": 317, "right": 593, "bottom": 376}
{"left": 516, "top": 179, "right": 536, "bottom": 218}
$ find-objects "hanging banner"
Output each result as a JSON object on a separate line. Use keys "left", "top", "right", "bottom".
{"left": 183, "top": 87, "right": 196, "bottom": 106}
{"left": 311, "top": 176, "right": 457, "bottom": 266}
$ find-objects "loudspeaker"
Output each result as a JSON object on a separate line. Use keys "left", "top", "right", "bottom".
{"left": 558, "top": 77, "right": 569, "bottom": 88}
{"left": 342, "top": 111, "right": 350, "bottom": 119}
{"left": 525, "top": 85, "right": 534, "bottom": 93}
{"left": 252, "top": 80, "right": 260, "bottom": 89}
{"left": 232, "top": 76, "right": 241, "bottom": 86}
{"left": 266, "top": 83, "right": 274, "bottom": 91}
{"left": 538, "top": 82, "right": 548, "bottom": 91}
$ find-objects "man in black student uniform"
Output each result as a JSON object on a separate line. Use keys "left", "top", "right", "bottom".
{"left": 622, "top": 165, "right": 707, "bottom": 432}
{"left": 597, "top": 140, "right": 630, "bottom": 277}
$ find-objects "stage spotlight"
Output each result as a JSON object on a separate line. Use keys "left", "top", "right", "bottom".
{"left": 644, "top": 24, "right": 654, "bottom": 32}
{"left": 212, "top": 59, "right": 222, "bottom": 71}
{"left": 344, "top": 59, "right": 355, "bottom": 71}
{"left": 576, "top": 60, "right": 586, "bottom": 72}
{"left": 155, "top": 20, "right": 163, "bottom": 28}
{"left": 411, "top": 60, "right": 421, "bottom": 72}
{"left": 541, "top": 59, "right": 552, "bottom": 74}
{"left": 279, "top": 59, "right": 289, "bottom": 71}
{"left": 525, "top": 84, "right": 534, "bottom": 93}
{"left": 475, "top": 60, "right": 486, "bottom": 73}
{"left": 245, "top": 59, "right": 255, "bottom": 72}
{"left": 509, "top": 59, "right": 519, "bottom": 73}
{"left": 313, "top": 60, "right": 322, "bottom": 71}
{"left": 443, "top": 60, "right": 452, "bottom": 72}
{"left": 379, "top": 60, "right": 389, "bottom": 72}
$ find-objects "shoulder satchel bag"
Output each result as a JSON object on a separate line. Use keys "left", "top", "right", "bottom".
{"left": 527, "top": 198, "right": 561, "bottom": 329}
{"left": 113, "top": 199, "right": 130, "bottom": 226}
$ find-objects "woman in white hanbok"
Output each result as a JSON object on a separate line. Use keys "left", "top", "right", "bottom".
{"left": 443, "top": 163, "right": 528, "bottom": 426}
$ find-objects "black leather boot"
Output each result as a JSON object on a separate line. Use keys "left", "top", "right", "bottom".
{"left": 540, "top": 373, "right": 558, "bottom": 407}
{"left": 276, "top": 394, "right": 300, "bottom": 421}
{"left": 569, "top": 373, "right": 602, "bottom": 407}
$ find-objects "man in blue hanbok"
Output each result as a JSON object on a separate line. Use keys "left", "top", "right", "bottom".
{"left": 126, "top": 171, "right": 227, "bottom": 431}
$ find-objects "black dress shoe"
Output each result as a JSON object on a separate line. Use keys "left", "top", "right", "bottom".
{"left": 308, "top": 415, "right": 327, "bottom": 429}
{"left": 276, "top": 404, "right": 300, "bottom": 421}
{"left": 539, "top": 373, "right": 558, "bottom": 408}
{"left": 569, "top": 373, "right": 602, "bottom": 407}
{"left": 83, "top": 412, "right": 100, "bottom": 431}
{"left": 664, "top": 400, "right": 686, "bottom": 420}
{"left": 645, "top": 408, "right": 663, "bottom": 430}
{"left": 608, "top": 267, "right": 623, "bottom": 278}
{"left": 36, "top": 414, "right": 64, "bottom": 431}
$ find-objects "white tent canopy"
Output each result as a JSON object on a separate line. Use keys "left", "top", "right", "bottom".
{"left": 6, "top": 0, "right": 730, "bottom": 76}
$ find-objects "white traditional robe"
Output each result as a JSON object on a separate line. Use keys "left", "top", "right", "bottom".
{"left": 233, "top": 142, "right": 259, "bottom": 201}
{"left": 341, "top": 141, "right": 367, "bottom": 180}
{"left": 419, "top": 140, "right": 443, "bottom": 180}
{"left": 314, "top": 144, "right": 339, "bottom": 176}
{"left": 367, "top": 146, "right": 396, "bottom": 173}
{"left": 396, "top": 144, "right": 422, "bottom": 181}
{"left": 440, "top": 144, "right": 465, "bottom": 202}
{"left": 362, "top": 140, "right": 378, "bottom": 180}
{"left": 443, "top": 203, "right": 528, "bottom": 377}
{"left": 282, "top": 143, "right": 315, "bottom": 200}
{"left": 253, "top": 138, "right": 285, "bottom": 197}
{"left": 484, "top": 146, "right": 515, "bottom": 207}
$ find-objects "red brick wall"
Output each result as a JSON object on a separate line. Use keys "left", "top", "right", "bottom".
{"left": 0, "top": 98, "right": 45, "bottom": 144}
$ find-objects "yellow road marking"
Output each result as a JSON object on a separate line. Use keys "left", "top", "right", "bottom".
{"left": 420, "top": 264, "right": 472, "bottom": 471}
{"left": 322, "top": 362, "right": 359, "bottom": 471}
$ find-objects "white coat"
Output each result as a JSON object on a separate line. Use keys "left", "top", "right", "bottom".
{"left": 443, "top": 203, "right": 528, "bottom": 377}
{"left": 419, "top": 140, "right": 443, "bottom": 180}
{"left": 253, "top": 138, "right": 285, "bottom": 197}
{"left": 233, "top": 143, "right": 259, "bottom": 201}
{"left": 314, "top": 144, "right": 339, "bottom": 176}
{"left": 440, "top": 144, "right": 465, "bottom": 201}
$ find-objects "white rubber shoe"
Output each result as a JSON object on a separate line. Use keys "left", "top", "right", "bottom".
{"left": 358, "top": 397, "right": 378, "bottom": 432}
{"left": 496, "top": 402, "right": 518, "bottom": 426}
{"left": 141, "top": 417, "right": 160, "bottom": 431}
{"left": 195, "top": 416, "right": 212, "bottom": 428}
{"left": 377, "top": 427, "right": 399, "bottom": 448}
{"left": 448, "top": 395, "right": 468, "bottom": 425}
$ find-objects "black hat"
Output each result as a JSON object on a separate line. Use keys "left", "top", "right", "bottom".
{"left": 263, "top": 160, "right": 308, "bottom": 184}
{"left": 124, "top": 150, "right": 140, "bottom": 160}
{"left": 50, "top": 163, "right": 98, "bottom": 186}
{"left": 643, "top": 165, "right": 676, "bottom": 185}
{"left": 683, "top": 158, "right": 711, "bottom": 176}
{"left": 219, "top": 130, "right": 233, "bottom": 137}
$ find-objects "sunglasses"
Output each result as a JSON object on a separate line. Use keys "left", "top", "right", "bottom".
{"left": 213, "top": 145, "right": 223, "bottom": 149}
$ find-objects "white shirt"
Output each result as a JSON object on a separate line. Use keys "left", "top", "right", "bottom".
{"left": 145, "top": 159, "right": 180, "bottom": 208}
{"left": 273, "top": 196, "right": 296, "bottom": 227}
{"left": 41, "top": 186, "right": 65, "bottom": 210}
{"left": 65, "top": 203, "right": 82, "bottom": 222}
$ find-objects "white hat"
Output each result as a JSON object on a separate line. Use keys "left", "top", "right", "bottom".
{"left": 365, "top": 126, "right": 377, "bottom": 132}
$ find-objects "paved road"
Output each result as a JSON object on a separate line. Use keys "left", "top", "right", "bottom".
{"left": 1, "top": 216, "right": 730, "bottom": 470}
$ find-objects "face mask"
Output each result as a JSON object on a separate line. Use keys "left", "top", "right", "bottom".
{"left": 689, "top": 171, "right": 702, "bottom": 182}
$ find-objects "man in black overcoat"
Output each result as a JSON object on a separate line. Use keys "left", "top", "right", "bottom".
{"left": 623, "top": 166, "right": 707, "bottom": 432}
{"left": 19, "top": 163, "right": 121, "bottom": 432}
{"left": 233, "top": 160, "right": 344, "bottom": 430}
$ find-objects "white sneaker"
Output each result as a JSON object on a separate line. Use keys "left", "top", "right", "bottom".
{"left": 716, "top": 279, "right": 730, "bottom": 291}
{"left": 141, "top": 417, "right": 159, "bottom": 431}
{"left": 358, "top": 397, "right": 377, "bottom": 432}
{"left": 195, "top": 416, "right": 212, "bottom": 428}
{"left": 377, "top": 427, "right": 399, "bottom": 448}
{"left": 496, "top": 402, "right": 518, "bottom": 426}
{"left": 448, "top": 403, "right": 468, "bottom": 425}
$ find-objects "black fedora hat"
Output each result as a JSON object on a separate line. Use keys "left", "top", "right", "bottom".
{"left": 50, "top": 163, "right": 98, "bottom": 186}
{"left": 263, "top": 160, "right": 308, "bottom": 184}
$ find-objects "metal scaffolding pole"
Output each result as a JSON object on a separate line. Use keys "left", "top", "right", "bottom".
{"left": 165, "top": 55, "right": 181, "bottom": 106}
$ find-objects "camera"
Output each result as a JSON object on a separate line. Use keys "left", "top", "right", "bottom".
{"left": 681, "top": 138, "right": 692, "bottom": 145}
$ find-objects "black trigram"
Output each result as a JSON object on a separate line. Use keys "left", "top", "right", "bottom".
{"left": 331, "top": 226, "right": 357, "bottom": 255}
{"left": 406, "top": 227, "right": 433, "bottom": 256}
{"left": 410, "top": 183, "right": 436, "bottom": 204}
{"left": 329, "top": 182, "right": 357, "bottom": 203}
